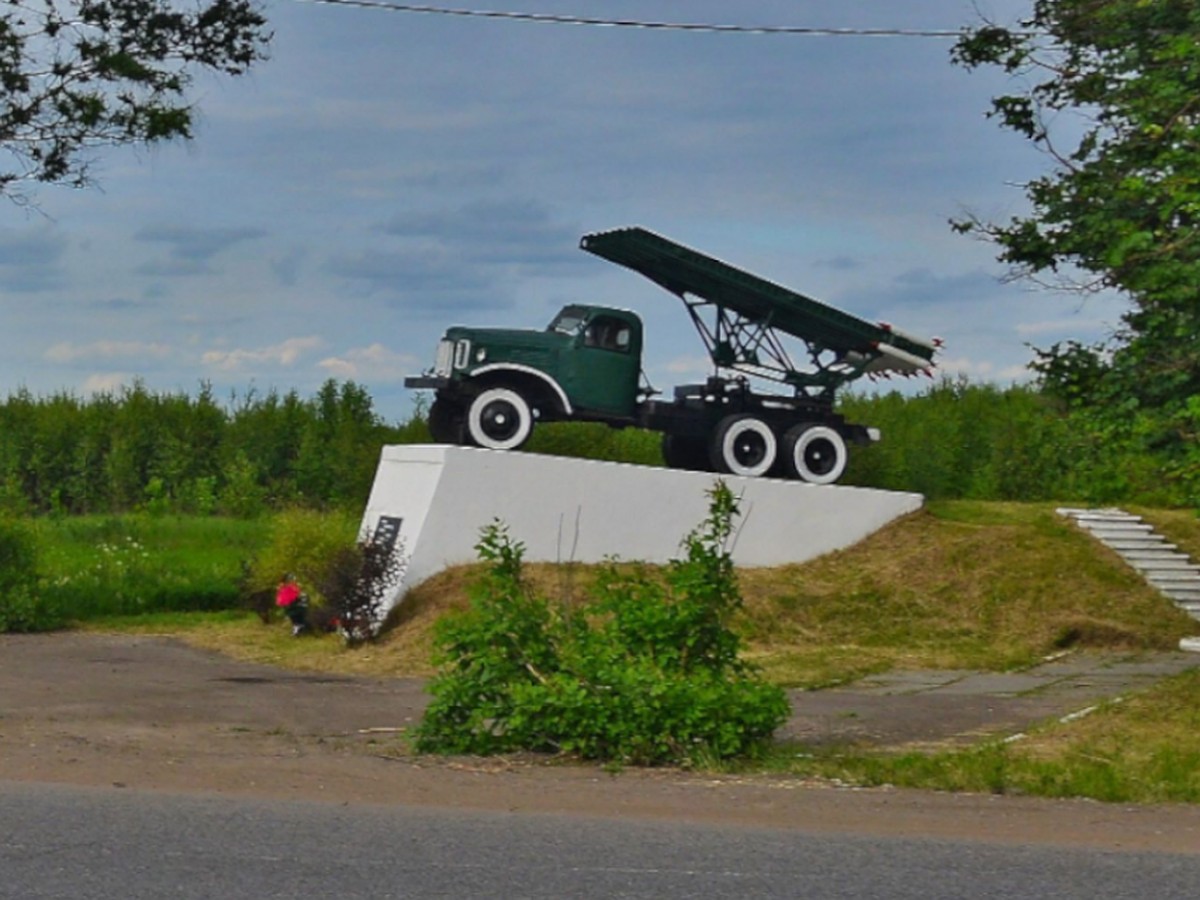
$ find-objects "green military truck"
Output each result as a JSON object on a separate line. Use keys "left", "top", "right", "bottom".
{"left": 405, "top": 227, "right": 939, "bottom": 483}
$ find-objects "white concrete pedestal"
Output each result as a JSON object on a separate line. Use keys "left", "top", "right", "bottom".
{"left": 361, "top": 445, "right": 924, "bottom": 621}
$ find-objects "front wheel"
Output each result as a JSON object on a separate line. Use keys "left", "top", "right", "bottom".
{"left": 466, "top": 387, "right": 534, "bottom": 451}
{"left": 710, "top": 414, "right": 778, "bottom": 477}
{"left": 783, "top": 424, "right": 847, "bottom": 484}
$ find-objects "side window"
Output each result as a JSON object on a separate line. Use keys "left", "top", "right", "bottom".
{"left": 583, "top": 317, "right": 632, "bottom": 353}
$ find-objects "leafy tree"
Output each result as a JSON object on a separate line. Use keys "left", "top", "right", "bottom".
{"left": 1, "top": 0, "right": 270, "bottom": 199}
{"left": 953, "top": 0, "right": 1200, "bottom": 502}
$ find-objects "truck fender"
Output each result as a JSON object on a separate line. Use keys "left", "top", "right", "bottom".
{"left": 469, "top": 364, "right": 574, "bottom": 415}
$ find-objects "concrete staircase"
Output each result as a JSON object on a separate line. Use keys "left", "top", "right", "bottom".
{"left": 1058, "top": 508, "right": 1200, "bottom": 627}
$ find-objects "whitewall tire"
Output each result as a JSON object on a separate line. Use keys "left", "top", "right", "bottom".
{"left": 466, "top": 387, "right": 534, "bottom": 451}
{"left": 784, "top": 424, "right": 847, "bottom": 484}
{"left": 711, "top": 415, "right": 778, "bottom": 478}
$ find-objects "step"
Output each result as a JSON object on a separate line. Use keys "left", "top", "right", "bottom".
{"left": 1122, "top": 550, "right": 1194, "bottom": 562}
{"left": 1060, "top": 506, "right": 1200, "bottom": 621}
{"left": 1147, "top": 571, "right": 1200, "bottom": 584}
{"left": 1142, "top": 571, "right": 1200, "bottom": 585}
{"left": 1161, "top": 585, "right": 1200, "bottom": 600}
{"left": 1164, "top": 589, "right": 1200, "bottom": 603}
{"left": 1129, "top": 559, "right": 1200, "bottom": 573}
{"left": 1058, "top": 507, "right": 1140, "bottom": 521}
{"left": 1151, "top": 586, "right": 1200, "bottom": 601}
{"left": 1080, "top": 521, "right": 1154, "bottom": 532}
{"left": 1092, "top": 530, "right": 1168, "bottom": 543}
{"left": 1105, "top": 540, "right": 1178, "bottom": 552}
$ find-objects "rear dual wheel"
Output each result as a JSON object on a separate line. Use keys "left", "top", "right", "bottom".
{"left": 708, "top": 415, "right": 849, "bottom": 484}
{"left": 710, "top": 415, "right": 778, "bottom": 478}
{"left": 782, "top": 423, "right": 847, "bottom": 485}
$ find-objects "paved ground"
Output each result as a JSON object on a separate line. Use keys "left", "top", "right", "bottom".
{"left": 3, "top": 633, "right": 1200, "bottom": 853}
{"left": 784, "top": 650, "right": 1200, "bottom": 747}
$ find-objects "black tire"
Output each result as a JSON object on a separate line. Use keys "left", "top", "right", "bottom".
{"left": 709, "top": 414, "right": 778, "bottom": 477}
{"left": 466, "top": 386, "right": 534, "bottom": 451}
{"left": 427, "top": 399, "right": 464, "bottom": 444}
{"left": 661, "top": 433, "right": 712, "bottom": 472}
{"left": 783, "top": 423, "right": 847, "bottom": 484}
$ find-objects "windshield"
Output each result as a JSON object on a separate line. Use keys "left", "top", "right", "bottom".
{"left": 548, "top": 308, "right": 587, "bottom": 335}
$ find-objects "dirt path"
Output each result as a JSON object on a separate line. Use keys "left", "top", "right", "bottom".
{"left": 3, "top": 632, "right": 1200, "bottom": 853}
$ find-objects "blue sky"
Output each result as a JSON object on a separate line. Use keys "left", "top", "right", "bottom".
{"left": 0, "top": 1, "right": 1129, "bottom": 422}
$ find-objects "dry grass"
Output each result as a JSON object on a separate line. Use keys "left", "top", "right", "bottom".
{"left": 1138, "top": 507, "right": 1200, "bottom": 559}
{"left": 124, "top": 500, "right": 1200, "bottom": 688}
{"left": 733, "top": 501, "right": 1195, "bottom": 684}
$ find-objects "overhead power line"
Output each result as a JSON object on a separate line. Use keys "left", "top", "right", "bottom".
{"left": 297, "top": 0, "right": 972, "bottom": 38}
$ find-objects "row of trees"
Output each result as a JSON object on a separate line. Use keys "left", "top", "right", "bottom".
{"left": 0, "top": 379, "right": 422, "bottom": 516}
{"left": 841, "top": 380, "right": 1192, "bottom": 507}
{"left": 0, "top": 375, "right": 1192, "bottom": 517}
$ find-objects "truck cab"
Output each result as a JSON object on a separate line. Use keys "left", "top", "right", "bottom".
{"left": 406, "top": 304, "right": 644, "bottom": 450}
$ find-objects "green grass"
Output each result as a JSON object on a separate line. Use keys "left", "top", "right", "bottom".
{"left": 750, "top": 670, "right": 1200, "bottom": 804}
{"left": 33, "top": 514, "right": 270, "bottom": 619}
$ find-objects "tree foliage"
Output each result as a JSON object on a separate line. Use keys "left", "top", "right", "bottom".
{"left": 0, "top": 379, "right": 411, "bottom": 515}
{"left": 1, "top": 0, "right": 270, "bottom": 198}
{"left": 953, "top": 1, "right": 1200, "bottom": 502}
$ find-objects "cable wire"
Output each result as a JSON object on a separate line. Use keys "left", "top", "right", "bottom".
{"left": 296, "top": 0, "right": 973, "bottom": 38}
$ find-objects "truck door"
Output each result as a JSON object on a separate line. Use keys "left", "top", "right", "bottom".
{"left": 560, "top": 312, "right": 641, "bottom": 418}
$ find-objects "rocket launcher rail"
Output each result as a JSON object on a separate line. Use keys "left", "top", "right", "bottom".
{"left": 581, "top": 226, "right": 939, "bottom": 402}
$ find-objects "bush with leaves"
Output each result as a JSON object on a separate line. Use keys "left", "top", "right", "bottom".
{"left": 313, "top": 535, "right": 407, "bottom": 645}
{"left": 244, "top": 507, "right": 358, "bottom": 609}
{"left": 244, "top": 508, "right": 406, "bottom": 642}
{"left": 415, "top": 483, "right": 790, "bottom": 766}
{"left": 0, "top": 518, "right": 62, "bottom": 632}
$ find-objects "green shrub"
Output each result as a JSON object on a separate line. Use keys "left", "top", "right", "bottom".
{"left": 525, "top": 422, "right": 663, "bottom": 467}
{"left": 415, "top": 483, "right": 790, "bottom": 766}
{"left": 0, "top": 518, "right": 63, "bottom": 632}
{"left": 312, "top": 536, "right": 407, "bottom": 645}
{"left": 246, "top": 508, "right": 361, "bottom": 613}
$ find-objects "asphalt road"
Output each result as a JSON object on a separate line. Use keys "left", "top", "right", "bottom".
{"left": 4, "top": 781, "right": 1200, "bottom": 900}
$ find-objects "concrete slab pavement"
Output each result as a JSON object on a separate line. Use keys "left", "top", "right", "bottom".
{"left": 781, "top": 651, "right": 1200, "bottom": 748}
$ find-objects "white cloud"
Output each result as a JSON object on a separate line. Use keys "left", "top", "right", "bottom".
{"left": 1015, "top": 318, "right": 1108, "bottom": 337}
{"left": 658, "top": 356, "right": 712, "bottom": 378}
{"left": 937, "top": 356, "right": 1033, "bottom": 382}
{"left": 318, "top": 343, "right": 419, "bottom": 381}
{"left": 82, "top": 373, "right": 132, "bottom": 394}
{"left": 202, "top": 337, "right": 323, "bottom": 372}
{"left": 45, "top": 340, "right": 172, "bottom": 363}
